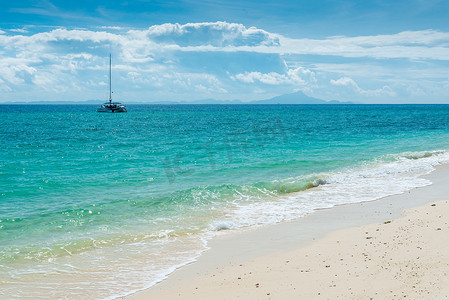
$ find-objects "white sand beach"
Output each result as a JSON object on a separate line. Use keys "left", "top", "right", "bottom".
{"left": 125, "top": 164, "right": 449, "bottom": 299}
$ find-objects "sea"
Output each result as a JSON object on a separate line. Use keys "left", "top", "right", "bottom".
{"left": 2, "top": 104, "right": 449, "bottom": 299}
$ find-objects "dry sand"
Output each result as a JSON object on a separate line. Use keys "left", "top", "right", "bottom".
{"left": 125, "top": 164, "right": 449, "bottom": 299}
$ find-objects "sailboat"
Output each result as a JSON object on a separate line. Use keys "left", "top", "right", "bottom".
{"left": 97, "top": 54, "right": 127, "bottom": 113}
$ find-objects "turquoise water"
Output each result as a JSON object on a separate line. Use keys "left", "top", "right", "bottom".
{"left": 2, "top": 104, "right": 449, "bottom": 298}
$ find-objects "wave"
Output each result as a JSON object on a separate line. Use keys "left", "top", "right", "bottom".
{"left": 3, "top": 149, "right": 447, "bottom": 263}
{"left": 203, "top": 149, "right": 449, "bottom": 231}
{"left": 2, "top": 149, "right": 449, "bottom": 299}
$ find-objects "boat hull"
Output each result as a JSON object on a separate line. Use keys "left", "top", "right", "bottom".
{"left": 97, "top": 103, "right": 127, "bottom": 113}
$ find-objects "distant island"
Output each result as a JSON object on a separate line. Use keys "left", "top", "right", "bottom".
{"left": 2, "top": 91, "right": 354, "bottom": 105}
{"left": 248, "top": 91, "right": 354, "bottom": 105}
{"left": 175, "top": 91, "right": 354, "bottom": 105}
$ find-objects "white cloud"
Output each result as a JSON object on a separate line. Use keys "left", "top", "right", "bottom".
{"left": 234, "top": 72, "right": 285, "bottom": 84}
{"left": 10, "top": 28, "right": 28, "bottom": 33}
{"left": 2, "top": 23, "right": 449, "bottom": 67}
{"left": 330, "top": 77, "right": 395, "bottom": 97}
{"left": 163, "top": 72, "right": 227, "bottom": 94}
{"left": 63, "top": 53, "right": 93, "bottom": 60}
{"left": 32, "top": 72, "right": 57, "bottom": 89}
{"left": 99, "top": 26, "right": 122, "bottom": 30}
{"left": 232, "top": 67, "right": 316, "bottom": 86}
{"left": 0, "top": 78, "right": 12, "bottom": 92}
{"left": 0, "top": 22, "right": 448, "bottom": 102}
{"left": 0, "top": 58, "right": 37, "bottom": 85}
{"left": 165, "top": 28, "right": 449, "bottom": 61}
{"left": 330, "top": 77, "right": 358, "bottom": 87}
{"left": 144, "top": 22, "right": 279, "bottom": 47}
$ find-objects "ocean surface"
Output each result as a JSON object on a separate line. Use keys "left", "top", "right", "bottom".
{"left": 2, "top": 104, "right": 449, "bottom": 299}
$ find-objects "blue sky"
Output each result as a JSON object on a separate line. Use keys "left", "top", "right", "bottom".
{"left": 1, "top": 0, "right": 449, "bottom": 103}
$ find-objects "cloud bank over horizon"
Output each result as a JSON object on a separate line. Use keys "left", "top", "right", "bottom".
{"left": 1, "top": 22, "right": 449, "bottom": 103}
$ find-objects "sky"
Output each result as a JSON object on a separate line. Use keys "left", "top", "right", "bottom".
{"left": 1, "top": 0, "right": 449, "bottom": 103}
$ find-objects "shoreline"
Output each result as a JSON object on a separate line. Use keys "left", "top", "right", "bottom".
{"left": 124, "top": 163, "right": 449, "bottom": 299}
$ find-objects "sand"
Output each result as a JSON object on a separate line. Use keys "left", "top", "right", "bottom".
{"left": 124, "top": 164, "right": 449, "bottom": 299}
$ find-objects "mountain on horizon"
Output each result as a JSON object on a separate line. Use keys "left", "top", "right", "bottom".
{"left": 251, "top": 91, "right": 335, "bottom": 104}
{"left": 148, "top": 91, "right": 353, "bottom": 104}
{"left": 178, "top": 91, "right": 353, "bottom": 105}
{"left": 1, "top": 91, "right": 353, "bottom": 105}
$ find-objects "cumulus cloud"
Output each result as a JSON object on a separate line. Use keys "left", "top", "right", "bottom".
{"left": 0, "top": 58, "right": 36, "bottom": 85}
{"left": 2, "top": 23, "right": 449, "bottom": 67}
{"left": 232, "top": 67, "right": 316, "bottom": 86}
{"left": 0, "top": 21, "right": 448, "bottom": 102}
{"left": 172, "top": 29, "right": 449, "bottom": 61}
{"left": 144, "top": 22, "right": 279, "bottom": 47}
{"left": 330, "top": 77, "right": 395, "bottom": 97}
{"left": 0, "top": 22, "right": 282, "bottom": 99}
{"left": 330, "top": 77, "right": 358, "bottom": 87}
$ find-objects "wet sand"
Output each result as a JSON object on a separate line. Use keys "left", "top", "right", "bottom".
{"left": 125, "top": 164, "right": 449, "bottom": 299}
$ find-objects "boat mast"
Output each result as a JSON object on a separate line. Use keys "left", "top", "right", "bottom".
{"left": 109, "top": 53, "right": 112, "bottom": 104}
